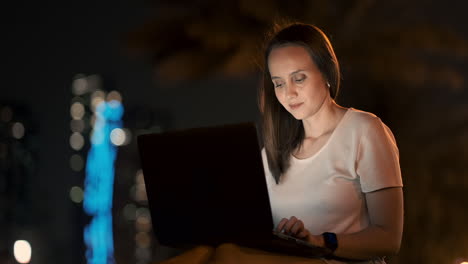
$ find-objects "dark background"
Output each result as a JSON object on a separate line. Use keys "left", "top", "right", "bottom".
{"left": 1, "top": 1, "right": 468, "bottom": 264}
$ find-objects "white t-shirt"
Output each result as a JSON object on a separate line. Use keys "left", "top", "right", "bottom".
{"left": 261, "top": 108, "right": 403, "bottom": 263}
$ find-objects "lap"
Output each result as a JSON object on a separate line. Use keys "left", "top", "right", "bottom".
{"left": 156, "top": 245, "right": 214, "bottom": 264}
{"left": 215, "top": 243, "right": 325, "bottom": 264}
{"left": 157, "top": 243, "right": 326, "bottom": 264}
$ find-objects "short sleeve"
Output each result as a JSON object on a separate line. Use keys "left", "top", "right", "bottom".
{"left": 356, "top": 118, "right": 403, "bottom": 193}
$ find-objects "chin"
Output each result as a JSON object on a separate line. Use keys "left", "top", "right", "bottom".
{"left": 290, "top": 113, "right": 305, "bottom": 120}
{"left": 287, "top": 108, "right": 307, "bottom": 120}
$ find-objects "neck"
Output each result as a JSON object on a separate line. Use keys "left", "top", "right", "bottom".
{"left": 301, "top": 98, "right": 342, "bottom": 138}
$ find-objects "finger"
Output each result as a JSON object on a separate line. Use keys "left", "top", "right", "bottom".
{"left": 276, "top": 218, "right": 289, "bottom": 232}
{"left": 283, "top": 216, "right": 298, "bottom": 234}
{"left": 290, "top": 220, "right": 304, "bottom": 235}
{"left": 296, "top": 229, "right": 309, "bottom": 239}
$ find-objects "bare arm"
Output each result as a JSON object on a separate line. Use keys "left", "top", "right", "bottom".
{"left": 277, "top": 187, "right": 404, "bottom": 260}
{"left": 332, "top": 187, "right": 404, "bottom": 259}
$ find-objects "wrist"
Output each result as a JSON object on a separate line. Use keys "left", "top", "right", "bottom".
{"left": 322, "top": 232, "right": 338, "bottom": 254}
{"left": 317, "top": 234, "right": 326, "bottom": 248}
{"left": 307, "top": 234, "right": 326, "bottom": 247}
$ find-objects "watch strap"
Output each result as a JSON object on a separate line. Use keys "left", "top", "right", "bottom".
{"left": 322, "top": 232, "right": 338, "bottom": 253}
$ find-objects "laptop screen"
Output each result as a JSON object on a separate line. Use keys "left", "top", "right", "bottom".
{"left": 137, "top": 123, "right": 274, "bottom": 248}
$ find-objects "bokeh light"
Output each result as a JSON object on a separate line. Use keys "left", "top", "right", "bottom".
{"left": 70, "top": 102, "right": 85, "bottom": 120}
{"left": 123, "top": 203, "right": 137, "bottom": 221}
{"left": 90, "top": 90, "right": 105, "bottom": 111}
{"left": 136, "top": 170, "right": 144, "bottom": 184}
{"left": 72, "top": 76, "right": 89, "bottom": 96}
{"left": 13, "top": 240, "right": 32, "bottom": 263}
{"left": 134, "top": 170, "right": 148, "bottom": 202}
{"left": 135, "top": 214, "right": 151, "bottom": 232}
{"left": 83, "top": 99, "right": 122, "bottom": 264}
{"left": 70, "top": 154, "right": 84, "bottom": 172}
{"left": 135, "top": 185, "right": 147, "bottom": 202}
{"left": 107, "top": 90, "right": 122, "bottom": 102}
{"left": 122, "top": 128, "right": 132, "bottom": 145}
{"left": 70, "top": 132, "right": 85, "bottom": 151}
{"left": 110, "top": 128, "right": 126, "bottom": 146}
{"left": 12, "top": 122, "right": 25, "bottom": 139}
{"left": 135, "top": 232, "right": 151, "bottom": 248}
{"left": 70, "top": 186, "right": 84, "bottom": 203}
{"left": 135, "top": 247, "right": 151, "bottom": 262}
{"left": 125, "top": 129, "right": 132, "bottom": 145}
{"left": 136, "top": 207, "right": 150, "bottom": 219}
{"left": 130, "top": 183, "right": 148, "bottom": 202}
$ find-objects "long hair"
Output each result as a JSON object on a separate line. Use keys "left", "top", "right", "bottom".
{"left": 259, "top": 22, "right": 341, "bottom": 184}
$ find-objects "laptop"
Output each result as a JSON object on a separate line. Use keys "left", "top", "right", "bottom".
{"left": 137, "top": 122, "right": 330, "bottom": 258}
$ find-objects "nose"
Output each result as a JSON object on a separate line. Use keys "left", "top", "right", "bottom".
{"left": 286, "top": 83, "right": 298, "bottom": 99}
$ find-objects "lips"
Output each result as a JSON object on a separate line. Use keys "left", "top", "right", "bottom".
{"left": 289, "top": 102, "right": 303, "bottom": 110}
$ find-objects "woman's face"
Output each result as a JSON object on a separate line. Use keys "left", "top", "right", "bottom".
{"left": 268, "top": 45, "right": 329, "bottom": 120}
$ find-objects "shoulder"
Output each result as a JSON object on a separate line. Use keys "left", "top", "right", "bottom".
{"left": 347, "top": 108, "right": 381, "bottom": 126}
{"left": 344, "top": 108, "right": 395, "bottom": 140}
{"left": 346, "top": 108, "right": 398, "bottom": 147}
{"left": 346, "top": 108, "right": 391, "bottom": 133}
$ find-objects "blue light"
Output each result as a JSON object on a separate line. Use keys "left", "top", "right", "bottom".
{"left": 83, "top": 100, "right": 123, "bottom": 264}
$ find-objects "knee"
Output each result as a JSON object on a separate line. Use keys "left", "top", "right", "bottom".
{"left": 193, "top": 245, "right": 215, "bottom": 252}
{"left": 160, "top": 245, "right": 214, "bottom": 264}
{"left": 216, "top": 243, "right": 240, "bottom": 252}
{"left": 214, "top": 243, "right": 241, "bottom": 263}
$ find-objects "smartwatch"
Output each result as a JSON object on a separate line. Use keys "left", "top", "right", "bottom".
{"left": 322, "top": 232, "right": 338, "bottom": 254}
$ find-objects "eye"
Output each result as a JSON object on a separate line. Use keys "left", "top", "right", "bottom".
{"left": 273, "top": 81, "right": 284, "bottom": 88}
{"left": 294, "top": 75, "right": 306, "bottom": 83}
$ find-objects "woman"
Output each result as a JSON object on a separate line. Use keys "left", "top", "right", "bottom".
{"left": 259, "top": 22, "right": 404, "bottom": 263}
{"left": 160, "top": 22, "right": 403, "bottom": 264}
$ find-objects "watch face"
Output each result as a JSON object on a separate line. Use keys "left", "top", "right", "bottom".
{"left": 323, "top": 232, "right": 338, "bottom": 252}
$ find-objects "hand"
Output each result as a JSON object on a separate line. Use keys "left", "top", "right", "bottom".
{"left": 276, "top": 216, "right": 325, "bottom": 247}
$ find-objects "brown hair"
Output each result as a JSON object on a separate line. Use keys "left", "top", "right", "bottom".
{"left": 259, "top": 22, "right": 341, "bottom": 184}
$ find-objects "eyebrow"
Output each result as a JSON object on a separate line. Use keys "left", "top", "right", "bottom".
{"left": 271, "top": 69, "right": 305, "bottom": 80}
